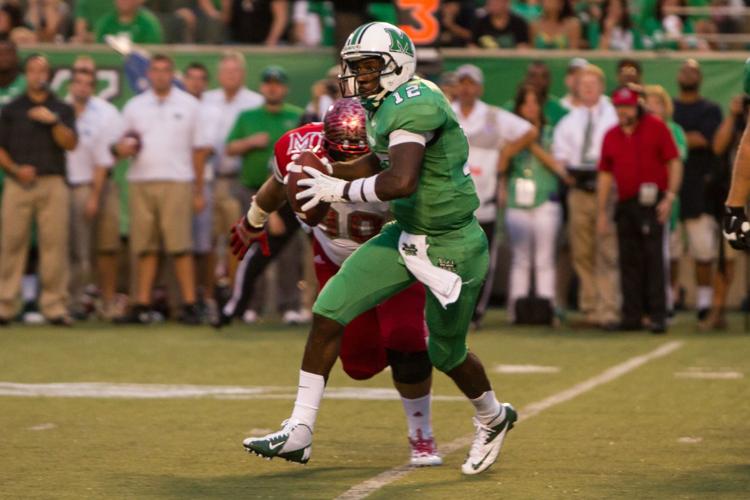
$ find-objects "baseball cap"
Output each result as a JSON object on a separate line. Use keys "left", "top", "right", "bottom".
{"left": 455, "top": 64, "right": 483, "bottom": 85}
{"left": 611, "top": 86, "right": 639, "bottom": 107}
{"left": 567, "top": 57, "right": 588, "bottom": 72}
{"left": 261, "top": 65, "right": 288, "bottom": 84}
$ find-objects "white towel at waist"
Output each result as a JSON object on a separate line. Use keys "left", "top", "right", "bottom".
{"left": 398, "top": 231, "right": 462, "bottom": 308}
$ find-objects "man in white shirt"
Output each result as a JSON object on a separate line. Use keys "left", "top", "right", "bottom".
{"left": 451, "top": 64, "right": 537, "bottom": 327}
{"left": 66, "top": 67, "right": 123, "bottom": 319}
{"left": 200, "top": 51, "right": 263, "bottom": 281}
{"left": 553, "top": 64, "right": 620, "bottom": 329}
{"left": 113, "top": 54, "right": 209, "bottom": 325}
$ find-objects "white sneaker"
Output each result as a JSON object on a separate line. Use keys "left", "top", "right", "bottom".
{"left": 242, "top": 310, "right": 259, "bottom": 324}
{"left": 243, "top": 418, "right": 313, "bottom": 464}
{"left": 461, "top": 403, "right": 517, "bottom": 475}
{"left": 282, "top": 310, "right": 301, "bottom": 325}
{"left": 409, "top": 430, "right": 443, "bottom": 466}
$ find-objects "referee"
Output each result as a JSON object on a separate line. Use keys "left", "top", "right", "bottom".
{"left": 0, "top": 54, "right": 77, "bottom": 325}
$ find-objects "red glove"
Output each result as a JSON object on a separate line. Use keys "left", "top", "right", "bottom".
{"left": 229, "top": 217, "right": 270, "bottom": 259}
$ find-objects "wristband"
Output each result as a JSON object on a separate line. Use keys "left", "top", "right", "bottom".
{"left": 246, "top": 196, "right": 269, "bottom": 228}
{"left": 346, "top": 175, "right": 381, "bottom": 203}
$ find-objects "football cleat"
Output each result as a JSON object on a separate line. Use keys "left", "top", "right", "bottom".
{"left": 461, "top": 403, "right": 517, "bottom": 475}
{"left": 408, "top": 430, "right": 443, "bottom": 466}
{"left": 242, "top": 419, "right": 312, "bottom": 464}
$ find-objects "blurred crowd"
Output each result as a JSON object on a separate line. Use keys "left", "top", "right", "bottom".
{"left": 0, "top": 0, "right": 748, "bottom": 51}
{"left": 0, "top": 33, "right": 745, "bottom": 331}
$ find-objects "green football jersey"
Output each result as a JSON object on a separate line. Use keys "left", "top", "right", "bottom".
{"left": 365, "top": 77, "right": 478, "bottom": 235}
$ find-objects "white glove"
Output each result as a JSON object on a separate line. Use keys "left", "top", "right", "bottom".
{"left": 296, "top": 166, "right": 347, "bottom": 211}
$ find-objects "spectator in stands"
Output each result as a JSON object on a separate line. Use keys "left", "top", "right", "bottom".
{"left": 702, "top": 94, "right": 749, "bottom": 329}
{"left": 194, "top": 0, "right": 229, "bottom": 43}
{"left": 616, "top": 58, "right": 643, "bottom": 87}
{"left": 331, "top": 0, "right": 366, "bottom": 50}
{"left": 673, "top": 59, "right": 723, "bottom": 320}
{"left": 0, "top": 3, "right": 29, "bottom": 43}
{"left": 451, "top": 64, "right": 537, "bottom": 327}
{"left": 0, "top": 40, "right": 24, "bottom": 106}
{"left": 595, "top": 0, "right": 640, "bottom": 50}
{"left": 66, "top": 66, "right": 123, "bottom": 320}
{"left": 472, "top": 0, "right": 530, "bottom": 48}
{"left": 553, "top": 64, "right": 620, "bottom": 329}
{"left": 530, "top": 0, "right": 582, "bottom": 49}
{"left": 504, "top": 84, "right": 571, "bottom": 323}
{"left": 0, "top": 54, "right": 77, "bottom": 326}
{"left": 201, "top": 52, "right": 263, "bottom": 291}
{"left": 641, "top": 0, "right": 704, "bottom": 50}
{"left": 95, "top": 0, "right": 164, "bottom": 45}
{"left": 182, "top": 62, "right": 218, "bottom": 318}
{"left": 113, "top": 54, "right": 206, "bottom": 325}
{"left": 72, "top": 0, "right": 112, "bottom": 43}
{"left": 25, "top": 0, "right": 71, "bottom": 43}
{"left": 440, "top": 0, "right": 476, "bottom": 47}
{"left": 560, "top": 57, "right": 588, "bottom": 110}
{"left": 145, "top": 0, "right": 197, "bottom": 43}
{"left": 597, "top": 86, "right": 682, "bottom": 333}
{"left": 518, "top": 60, "right": 568, "bottom": 126}
{"left": 224, "top": 66, "right": 304, "bottom": 324}
{"left": 643, "top": 84, "right": 688, "bottom": 317}
{"left": 227, "top": 0, "right": 289, "bottom": 46}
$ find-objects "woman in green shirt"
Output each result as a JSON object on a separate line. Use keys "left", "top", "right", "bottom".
{"left": 502, "top": 84, "right": 573, "bottom": 321}
{"left": 530, "top": 0, "right": 582, "bottom": 49}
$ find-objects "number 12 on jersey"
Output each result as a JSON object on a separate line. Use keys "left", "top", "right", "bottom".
{"left": 393, "top": 84, "right": 422, "bottom": 105}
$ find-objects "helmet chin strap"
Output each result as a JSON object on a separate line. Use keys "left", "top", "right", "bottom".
{"left": 366, "top": 88, "right": 389, "bottom": 106}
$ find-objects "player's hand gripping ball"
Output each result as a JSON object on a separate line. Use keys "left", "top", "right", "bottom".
{"left": 286, "top": 150, "right": 334, "bottom": 226}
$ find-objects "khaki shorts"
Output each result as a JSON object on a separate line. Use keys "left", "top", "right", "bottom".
{"left": 70, "top": 181, "right": 120, "bottom": 252}
{"left": 212, "top": 177, "right": 243, "bottom": 240}
{"left": 668, "top": 222, "right": 685, "bottom": 261}
{"left": 684, "top": 214, "right": 719, "bottom": 262}
{"left": 129, "top": 181, "right": 193, "bottom": 255}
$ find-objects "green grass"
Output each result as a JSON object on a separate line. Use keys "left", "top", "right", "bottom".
{"left": 1, "top": 312, "right": 749, "bottom": 499}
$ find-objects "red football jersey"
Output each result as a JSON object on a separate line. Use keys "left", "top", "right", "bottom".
{"left": 271, "top": 122, "right": 325, "bottom": 184}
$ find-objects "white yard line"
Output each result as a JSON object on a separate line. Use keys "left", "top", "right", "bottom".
{"left": 0, "top": 382, "right": 465, "bottom": 402}
{"left": 335, "top": 340, "right": 684, "bottom": 500}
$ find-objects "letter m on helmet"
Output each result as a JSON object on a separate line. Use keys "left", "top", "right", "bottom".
{"left": 385, "top": 28, "right": 414, "bottom": 57}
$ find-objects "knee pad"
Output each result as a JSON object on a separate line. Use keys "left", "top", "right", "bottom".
{"left": 386, "top": 349, "right": 432, "bottom": 384}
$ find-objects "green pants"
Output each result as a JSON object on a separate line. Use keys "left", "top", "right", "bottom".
{"left": 313, "top": 219, "right": 489, "bottom": 372}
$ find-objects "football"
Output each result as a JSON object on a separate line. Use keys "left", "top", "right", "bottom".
{"left": 287, "top": 150, "right": 331, "bottom": 226}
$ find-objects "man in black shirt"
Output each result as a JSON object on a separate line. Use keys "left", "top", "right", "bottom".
{"left": 473, "top": 0, "right": 530, "bottom": 49}
{"left": 672, "top": 59, "right": 723, "bottom": 320}
{"left": 0, "top": 54, "right": 77, "bottom": 325}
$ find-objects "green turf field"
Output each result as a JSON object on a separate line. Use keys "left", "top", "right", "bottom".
{"left": 2, "top": 312, "right": 749, "bottom": 499}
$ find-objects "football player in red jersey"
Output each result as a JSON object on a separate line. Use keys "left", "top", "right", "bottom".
{"left": 229, "top": 99, "right": 442, "bottom": 466}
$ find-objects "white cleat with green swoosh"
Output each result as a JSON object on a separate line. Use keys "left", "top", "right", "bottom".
{"left": 461, "top": 403, "right": 517, "bottom": 475}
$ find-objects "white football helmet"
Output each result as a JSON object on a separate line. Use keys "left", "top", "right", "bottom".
{"left": 339, "top": 22, "right": 417, "bottom": 100}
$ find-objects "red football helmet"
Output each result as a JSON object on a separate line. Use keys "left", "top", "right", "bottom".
{"left": 322, "top": 98, "right": 369, "bottom": 161}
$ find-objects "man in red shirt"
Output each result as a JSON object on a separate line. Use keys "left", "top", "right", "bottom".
{"left": 597, "top": 87, "right": 683, "bottom": 333}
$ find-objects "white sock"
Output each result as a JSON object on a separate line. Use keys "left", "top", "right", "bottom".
{"left": 290, "top": 370, "right": 325, "bottom": 430}
{"left": 697, "top": 286, "right": 713, "bottom": 310}
{"left": 470, "top": 390, "right": 502, "bottom": 424}
{"left": 401, "top": 394, "right": 432, "bottom": 439}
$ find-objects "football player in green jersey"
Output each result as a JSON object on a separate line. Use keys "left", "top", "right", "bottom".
{"left": 239, "top": 22, "right": 516, "bottom": 475}
{"left": 723, "top": 57, "right": 750, "bottom": 249}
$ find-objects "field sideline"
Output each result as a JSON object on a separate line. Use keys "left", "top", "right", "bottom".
{"left": 1, "top": 312, "right": 749, "bottom": 499}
